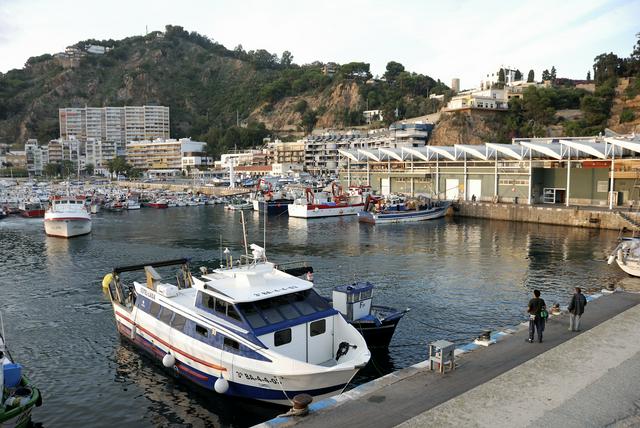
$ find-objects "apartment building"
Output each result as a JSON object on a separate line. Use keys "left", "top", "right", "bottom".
{"left": 59, "top": 105, "right": 170, "bottom": 152}
{"left": 47, "top": 138, "right": 83, "bottom": 169}
{"left": 126, "top": 138, "right": 206, "bottom": 171}
{"left": 85, "top": 139, "right": 117, "bottom": 173}
{"left": 302, "top": 125, "right": 433, "bottom": 174}
{"left": 25, "top": 139, "right": 49, "bottom": 176}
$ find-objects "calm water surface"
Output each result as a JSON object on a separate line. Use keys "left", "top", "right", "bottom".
{"left": 0, "top": 206, "right": 635, "bottom": 427}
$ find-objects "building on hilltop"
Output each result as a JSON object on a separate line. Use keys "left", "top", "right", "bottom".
{"left": 445, "top": 88, "right": 510, "bottom": 111}
{"left": 322, "top": 62, "right": 339, "bottom": 77}
{"left": 59, "top": 105, "right": 169, "bottom": 153}
{"left": 451, "top": 78, "right": 460, "bottom": 93}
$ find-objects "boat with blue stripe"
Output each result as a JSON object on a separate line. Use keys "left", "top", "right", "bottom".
{"left": 104, "top": 245, "right": 370, "bottom": 405}
{"left": 358, "top": 196, "right": 451, "bottom": 224}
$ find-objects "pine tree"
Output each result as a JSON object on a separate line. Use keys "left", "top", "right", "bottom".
{"left": 550, "top": 66, "right": 557, "bottom": 80}
{"left": 542, "top": 69, "right": 550, "bottom": 81}
{"left": 586, "top": 70, "right": 591, "bottom": 81}
{"left": 527, "top": 69, "right": 535, "bottom": 82}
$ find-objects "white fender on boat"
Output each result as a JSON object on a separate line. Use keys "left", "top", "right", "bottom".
{"left": 162, "top": 353, "right": 175, "bottom": 368}
{"left": 214, "top": 376, "right": 229, "bottom": 394}
{"left": 608, "top": 254, "right": 616, "bottom": 265}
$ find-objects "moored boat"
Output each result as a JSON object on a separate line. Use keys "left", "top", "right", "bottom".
{"left": 18, "top": 200, "right": 45, "bottom": 218}
{"left": 104, "top": 245, "right": 370, "bottom": 405}
{"left": 287, "top": 184, "right": 370, "bottom": 219}
{"left": 44, "top": 195, "right": 92, "bottom": 238}
{"left": 1, "top": 314, "right": 43, "bottom": 428}
{"left": 144, "top": 199, "right": 169, "bottom": 209}
{"left": 608, "top": 237, "right": 640, "bottom": 276}
{"left": 358, "top": 196, "right": 451, "bottom": 224}
{"left": 331, "top": 282, "right": 409, "bottom": 348}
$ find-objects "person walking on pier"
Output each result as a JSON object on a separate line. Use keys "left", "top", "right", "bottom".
{"left": 568, "top": 287, "right": 587, "bottom": 332}
{"left": 527, "top": 290, "right": 547, "bottom": 343}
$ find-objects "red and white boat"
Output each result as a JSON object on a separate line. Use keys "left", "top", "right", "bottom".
{"left": 44, "top": 195, "right": 92, "bottom": 238}
{"left": 144, "top": 199, "right": 169, "bottom": 209}
{"left": 287, "top": 184, "right": 370, "bottom": 219}
{"left": 19, "top": 200, "right": 45, "bottom": 218}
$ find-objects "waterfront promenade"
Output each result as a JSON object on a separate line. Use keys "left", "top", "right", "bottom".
{"left": 259, "top": 291, "right": 640, "bottom": 428}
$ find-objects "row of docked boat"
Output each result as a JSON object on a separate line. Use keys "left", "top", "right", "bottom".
{"left": 103, "top": 244, "right": 408, "bottom": 405}
{"left": 238, "top": 180, "right": 452, "bottom": 223}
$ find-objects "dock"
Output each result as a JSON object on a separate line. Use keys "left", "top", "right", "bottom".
{"left": 454, "top": 201, "right": 639, "bottom": 231}
{"left": 258, "top": 291, "right": 640, "bottom": 428}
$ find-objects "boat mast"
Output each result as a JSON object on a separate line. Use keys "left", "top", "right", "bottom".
{"left": 240, "top": 210, "right": 249, "bottom": 256}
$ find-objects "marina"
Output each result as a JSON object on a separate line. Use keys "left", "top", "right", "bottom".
{"left": 0, "top": 201, "right": 635, "bottom": 427}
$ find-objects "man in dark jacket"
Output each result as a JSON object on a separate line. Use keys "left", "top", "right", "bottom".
{"left": 568, "top": 287, "right": 587, "bottom": 332}
{"left": 527, "top": 290, "right": 546, "bottom": 343}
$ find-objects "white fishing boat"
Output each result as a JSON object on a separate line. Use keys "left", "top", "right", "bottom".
{"left": 104, "top": 245, "right": 370, "bottom": 405}
{"left": 608, "top": 237, "right": 640, "bottom": 276}
{"left": 287, "top": 185, "right": 370, "bottom": 219}
{"left": 44, "top": 195, "right": 92, "bottom": 238}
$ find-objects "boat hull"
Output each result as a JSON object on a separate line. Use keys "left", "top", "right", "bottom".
{"left": 0, "top": 377, "right": 42, "bottom": 428}
{"left": 288, "top": 203, "right": 364, "bottom": 218}
{"left": 44, "top": 218, "right": 92, "bottom": 238}
{"left": 255, "top": 200, "right": 292, "bottom": 215}
{"left": 20, "top": 209, "right": 45, "bottom": 218}
{"left": 350, "top": 314, "right": 405, "bottom": 348}
{"left": 112, "top": 307, "right": 362, "bottom": 406}
{"left": 144, "top": 202, "right": 168, "bottom": 209}
{"left": 357, "top": 204, "right": 449, "bottom": 224}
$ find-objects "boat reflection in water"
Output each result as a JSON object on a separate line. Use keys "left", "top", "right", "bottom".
{"left": 113, "top": 341, "right": 280, "bottom": 427}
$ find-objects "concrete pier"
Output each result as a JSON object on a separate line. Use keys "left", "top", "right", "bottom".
{"left": 257, "top": 291, "right": 640, "bottom": 428}
{"left": 454, "top": 201, "right": 639, "bottom": 231}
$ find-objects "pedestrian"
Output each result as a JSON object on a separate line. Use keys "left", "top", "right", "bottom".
{"left": 527, "top": 290, "right": 547, "bottom": 343}
{"left": 568, "top": 287, "right": 587, "bottom": 332}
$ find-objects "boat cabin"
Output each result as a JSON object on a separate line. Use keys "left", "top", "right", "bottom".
{"left": 196, "top": 262, "right": 340, "bottom": 365}
{"left": 332, "top": 282, "right": 373, "bottom": 322}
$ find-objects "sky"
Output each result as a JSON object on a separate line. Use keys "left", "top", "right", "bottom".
{"left": 1, "top": 0, "right": 639, "bottom": 89}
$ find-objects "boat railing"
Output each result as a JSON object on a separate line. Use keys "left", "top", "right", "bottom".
{"left": 274, "top": 260, "right": 314, "bottom": 277}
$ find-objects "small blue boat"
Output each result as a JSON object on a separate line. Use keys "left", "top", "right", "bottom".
{"left": 358, "top": 197, "right": 450, "bottom": 224}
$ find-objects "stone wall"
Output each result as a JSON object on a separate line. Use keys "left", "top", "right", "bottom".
{"left": 455, "top": 202, "right": 635, "bottom": 230}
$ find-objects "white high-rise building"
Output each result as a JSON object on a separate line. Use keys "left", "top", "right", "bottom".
{"left": 59, "top": 105, "right": 170, "bottom": 153}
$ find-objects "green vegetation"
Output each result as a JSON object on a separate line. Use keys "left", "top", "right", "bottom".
{"left": 0, "top": 25, "right": 445, "bottom": 155}
{"left": 620, "top": 108, "right": 635, "bottom": 123}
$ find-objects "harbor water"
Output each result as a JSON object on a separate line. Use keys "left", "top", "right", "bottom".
{"left": 0, "top": 206, "right": 634, "bottom": 427}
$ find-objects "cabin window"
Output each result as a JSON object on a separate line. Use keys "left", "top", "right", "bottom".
{"left": 159, "top": 307, "right": 173, "bottom": 325}
{"left": 203, "top": 294, "right": 215, "bottom": 310}
{"left": 195, "top": 324, "right": 209, "bottom": 338}
{"left": 171, "top": 314, "right": 187, "bottom": 332}
{"left": 274, "top": 329, "right": 292, "bottom": 346}
{"left": 150, "top": 301, "right": 162, "bottom": 317}
{"left": 226, "top": 305, "right": 242, "bottom": 322}
{"left": 223, "top": 337, "right": 240, "bottom": 350}
{"left": 257, "top": 299, "right": 285, "bottom": 324}
{"left": 215, "top": 298, "right": 227, "bottom": 315}
{"left": 310, "top": 319, "right": 326, "bottom": 337}
{"left": 272, "top": 295, "right": 301, "bottom": 320}
{"left": 239, "top": 304, "right": 267, "bottom": 328}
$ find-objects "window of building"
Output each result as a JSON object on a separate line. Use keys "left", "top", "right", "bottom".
{"left": 195, "top": 324, "right": 209, "bottom": 338}
{"left": 310, "top": 319, "right": 326, "bottom": 337}
{"left": 274, "top": 329, "right": 292, "bottom": 346}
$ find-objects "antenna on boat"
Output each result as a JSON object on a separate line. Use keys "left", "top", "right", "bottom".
{"left": 240, "top": 210, "right": 249, "bottom": 256}
{"left": 263, "top": 203, "right": 267, "bottom": 259}
{"left": 219, "top": 234, "right": 223, "bottom": 268}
